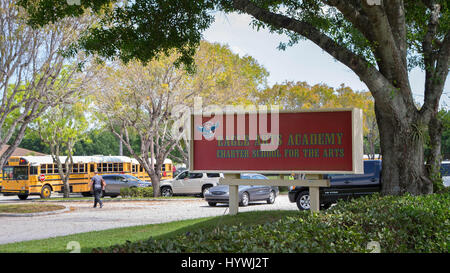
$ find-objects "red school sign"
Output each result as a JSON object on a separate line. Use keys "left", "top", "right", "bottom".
{"left": 189, "top": 108, "right": 364, "bottom": 174}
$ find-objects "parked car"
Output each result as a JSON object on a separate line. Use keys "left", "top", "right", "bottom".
{"left": 101, "top": 174, "right": 151, "bottom": 197}
{"left": 204, "top": 173, "right": 279, "bottom": 207}
{"left": 440, "top": 161, "right": 450, "bottom": 187}
{"left": 288, "top": 160, "right": 382, "bottom": 210}
{"left": 159, "top": 171, "right": 224, "bottom": 197}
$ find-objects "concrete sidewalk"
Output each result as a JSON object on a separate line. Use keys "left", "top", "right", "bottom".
{"left": 0, "top": 195, "right": 296, "bottom": 245}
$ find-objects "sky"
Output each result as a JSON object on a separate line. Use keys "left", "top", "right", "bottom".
{"left": 202, "top": 12, "right": 450, "bottom": 109}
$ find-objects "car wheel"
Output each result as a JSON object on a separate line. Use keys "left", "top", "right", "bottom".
{"left": 296, "top": 191, "right": 310, "bottom": 210}
{"left": 161, "top": 187, "right": 173, "bottom": 197}
{"left": 18, "top": 194, "right": 28, "bottom": 200}
{"left": 40, "top": 185, "right": 52, "bottom": 199}
{"left": 239, "top": 192, "right": 249, "bottom": 207}
{"left": 202, "top": 185, "right": 212, "bottom": 198}
{"left": 208, "top": 202, "right": 217, "bottom": 207}
{"left": 266, "top": 190, "right": 276, "bottom": 204}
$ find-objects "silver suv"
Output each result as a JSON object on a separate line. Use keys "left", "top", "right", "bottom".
{"left": 159, "top": 171, "right": 224, "bottom": 197}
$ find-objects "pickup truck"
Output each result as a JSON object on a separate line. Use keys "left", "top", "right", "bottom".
{"left": 288, "top": 160, "right": 382, "bottom": 210}
{"left": 440, "top": 161, "right": 450, "bottom": 187}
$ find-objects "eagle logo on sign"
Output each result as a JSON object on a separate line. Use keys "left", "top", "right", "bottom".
{"left": 197, "top": 121, "right": 219, "bottom": 140}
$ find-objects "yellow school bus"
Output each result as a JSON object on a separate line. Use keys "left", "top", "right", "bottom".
{"left": 1, "top": 155, "right": 174, "bottom": 199}
{"left": 131, "top": 158, "right": 174, "bottom": 181}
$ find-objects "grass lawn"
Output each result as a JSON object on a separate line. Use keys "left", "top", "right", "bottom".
{"left": 0, "top": 210, "right": 300, "bottom": 253}
{"left": 0, "top": 204, "right": 65, "bottom": 214}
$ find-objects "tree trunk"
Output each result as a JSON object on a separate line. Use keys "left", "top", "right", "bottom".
{"left": 426, "top": 115, "right": 443, "bottom": 192}
{"left": 376, "top": 104, "right": 433, "bottom": 195}
{"left": 63, "top": 176, "right": 70, "bottom": 198}
{"left": 150, "top": 173, "right": 161, "bottom": 197}
{"left": 119, "top": 129, "right": 123, "bottom": 156}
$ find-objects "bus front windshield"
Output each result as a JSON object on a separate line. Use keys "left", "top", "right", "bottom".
{"left": 3, "top": 166, "right": 29, "bottom": 180}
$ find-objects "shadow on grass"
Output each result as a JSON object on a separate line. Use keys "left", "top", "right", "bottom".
{"left": 87, "top": 210, "right": 303, "bottom": 253}
{"left": 0, "top": 210, "right": 303, "bottom": 253}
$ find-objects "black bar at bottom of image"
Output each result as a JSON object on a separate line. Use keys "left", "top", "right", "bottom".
{"left": 0, "top": 253, "right": 446, "bottom": 272}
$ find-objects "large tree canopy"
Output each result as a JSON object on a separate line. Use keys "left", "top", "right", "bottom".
{"left": 19, "top": 0, "right": 450, "bottom": 195}
{"left": 19, "top": 0, "right": 216, "bottom": 70}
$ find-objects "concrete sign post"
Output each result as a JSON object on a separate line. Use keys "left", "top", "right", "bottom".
{"left": 189, "top": 108, "right": 364, "bottom": 214}
{"left": 222, "top": 174, "right": 330, "bottom": 214}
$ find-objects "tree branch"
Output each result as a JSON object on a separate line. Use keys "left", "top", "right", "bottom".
{"left": 361, "top": 1, "right": 412, "bottom": 100}
{"left": 323, "top": 0, "right": 374, "bottom": 42}
{"left": 232, "top": 0, "right": 399, "bottom": 114}
{"left": 422, "top": 30, "right": 450, "bottom": 121}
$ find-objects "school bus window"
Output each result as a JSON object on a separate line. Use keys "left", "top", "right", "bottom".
{"left": 73, "top": 164, "right": 79, "bottom": 173}
{"left": 54, "top": 164, "right": 59, "bottom": 173}
{"left": 3, "top": 167, "right": 13, "bottom": 179}
{"left": 108, "top": 163, "right": 113, "bottom": 172}
{"left": 62, "top": 164, "right": 67, "bottom": 173}
{"left": 90, "top": 164, "right": 94, "bottom": 173}
{"left": 30, "top": 166, "right": 38, "bottom": 175}
{"left": 119, "top": 163, "right": 123, "bottom": 172}
{"left": 139, "top": 165, "right": 143, "bottom": 172}
{"left": 162, "top": 165, "right": 166, "bottom": 171}
{"left": 41, "top": 164, "right": 47, "bottom": 174}
{"left": 3, "top": 166, "right": 28, "bottom": 180}
{"left": 113, "top": 163, "right": 118, "bottom": 172}
{"left": 80, "top": 164, "right": 85, "bottom": 173}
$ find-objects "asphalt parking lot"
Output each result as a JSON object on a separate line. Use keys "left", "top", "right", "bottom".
{"left": 0, "top": 193, "right": 297, "bottom": 245}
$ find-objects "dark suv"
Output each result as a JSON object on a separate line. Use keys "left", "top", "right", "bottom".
{"left": 288, "top": 160, "right": 382, "bottom": 210}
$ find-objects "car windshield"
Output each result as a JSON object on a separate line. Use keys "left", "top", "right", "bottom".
{"left": 3, "top": 166, "right": 28, "bottom": 180}
{"left": 177, "top": 171, "right": 189, "bottom": 179}
{"left": 241, "top": 174, "right": 267, "bottom": 180}
{"left": 124, "top": 175, "right": 140, "bottom": 182}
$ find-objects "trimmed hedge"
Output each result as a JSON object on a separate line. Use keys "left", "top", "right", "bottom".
{"left": 94, "top": 192, "right": 449, "bottom": 253}
{"left": 120, "top": 187, "right": 154, "bottom": 198}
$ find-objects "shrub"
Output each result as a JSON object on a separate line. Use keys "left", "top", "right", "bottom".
{"left": 120, "top": 187, "right": 154, "bottom": 198}
{"left": 94, "top": 192, "right": 449, "bottom": 253}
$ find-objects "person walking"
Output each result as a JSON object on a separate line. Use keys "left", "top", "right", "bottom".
{"left": 89, "top": 170, "right": 106, "bottom": 208}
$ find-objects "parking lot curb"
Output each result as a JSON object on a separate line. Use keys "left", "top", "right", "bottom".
{"left": 0, "top": 207, "right": 70, "bottom": 217}
{"left": 29, "top": 198, "right": 199, "bottom": 203}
